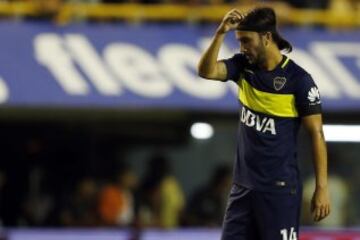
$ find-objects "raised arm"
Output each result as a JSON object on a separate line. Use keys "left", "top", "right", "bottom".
{"left": 197, "top": 9, "right": 243, "bottom": 81}
{"left": 302, "top": 114, "right": 331, "bottom": 222}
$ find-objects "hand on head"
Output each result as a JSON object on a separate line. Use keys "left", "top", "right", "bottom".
{"left": 217, "top": 9, "right": 245, "bottom": 34}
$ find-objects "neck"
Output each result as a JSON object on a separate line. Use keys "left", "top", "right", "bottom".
{"left": 259, "top": 48, "right": 283, "bottom": 71}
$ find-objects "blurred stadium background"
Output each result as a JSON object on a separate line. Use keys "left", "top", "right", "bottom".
{"left": 0, "top": 0, "right": 359, "bottom": 239}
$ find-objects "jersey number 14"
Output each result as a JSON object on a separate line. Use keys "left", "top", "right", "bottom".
{"left": 280, "top": 227, "right": 297, "bottom": 240}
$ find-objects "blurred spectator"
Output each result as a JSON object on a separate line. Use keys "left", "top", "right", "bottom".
{"left": 137, "top": 153, "right": 184, "bottom": 229}
{"left": 22, "top": 168, "right": 53, "bottom": 226}
{"left": 60, "top": 178, "right": 99, "bottom": 226}
{"left": 98, "top": 163, "right": 138, "bottom": 226}
{"left": 19, "top": 138, "right": 54, "bottom": 226}
{"left": 185, "top": 164, "right": 232, "bottom": 227}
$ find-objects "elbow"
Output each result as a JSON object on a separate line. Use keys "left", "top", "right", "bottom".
{"left": 197, "top": 64, "right": 206, "bottom": 78}
{"left": 198, "top": 70, "right": 208, "bottom": 79}
{"left": 197, "top": 65, "right": 212, "bottom": 79}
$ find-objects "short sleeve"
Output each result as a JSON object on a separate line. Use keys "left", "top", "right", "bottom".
{"left": 295, "top": 74, "right": 322, "bottom": 117}
{"left": 222, "top": 54, "right": 247, "bottom": 82}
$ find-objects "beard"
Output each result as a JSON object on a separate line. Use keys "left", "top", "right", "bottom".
{"left": 251, "top": 43, "right": 266, "bottom": 67}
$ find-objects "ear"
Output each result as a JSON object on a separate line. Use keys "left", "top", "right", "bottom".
{"left": 263, "top": 32, "right": 272, "bottom": 47}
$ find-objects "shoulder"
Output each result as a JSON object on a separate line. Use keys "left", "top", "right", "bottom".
{"left": 222, "top": 53, "right": 250, "bottom": 81}
{"left": 286, "top": 58, "right": 309, "bottom": 79}
{"left": 285, "top": 58, "right": 314, "bottom": 85}
{"left": 232, "top": 53, "right": 247, "bottom": 61}
{"left": 224, "top": 53, "right": 249, "bottom": 66}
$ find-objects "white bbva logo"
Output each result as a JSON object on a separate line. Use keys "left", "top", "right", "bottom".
{"left": 240, "top": 107, "right": 276, "bottom": 135}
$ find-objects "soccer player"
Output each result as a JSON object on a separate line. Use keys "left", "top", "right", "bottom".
{"left": 198, "top": 7, "right": 330, "bottom": 240}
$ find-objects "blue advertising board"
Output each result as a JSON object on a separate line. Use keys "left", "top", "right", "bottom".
{"left": 0, "top": 22, "right": 359, "bottom": 112}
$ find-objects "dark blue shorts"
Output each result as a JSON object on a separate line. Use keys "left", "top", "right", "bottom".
{"left": 221, "top": 184, "right": 302, "bottom": 240}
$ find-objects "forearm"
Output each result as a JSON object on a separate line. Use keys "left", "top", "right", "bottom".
{"left": 310, "top": 129, "right": 328, "bottom": 188}
{"left": 301, "top": 97, "right": 330, "bottom": 221}
{"left": 197, "top": 32, "right": 225, "bottom": 78}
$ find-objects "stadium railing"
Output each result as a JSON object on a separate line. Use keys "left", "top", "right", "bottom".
{"left": 0, "top": 1, "right": 359, "bottom": 27}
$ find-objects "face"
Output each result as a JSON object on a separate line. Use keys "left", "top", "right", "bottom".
{"left": 235, "top": 31, "right": 267, "bottom": 65}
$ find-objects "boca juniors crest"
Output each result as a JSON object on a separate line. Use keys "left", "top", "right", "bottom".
{"left": 273, "top": 77, "right": 287, "bottom": 91}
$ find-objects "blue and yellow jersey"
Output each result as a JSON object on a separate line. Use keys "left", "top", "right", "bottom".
{"left": 223, "top": 54, "right": 322, "bottom": 193}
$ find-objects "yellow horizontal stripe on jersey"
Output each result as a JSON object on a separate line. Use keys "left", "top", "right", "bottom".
{"left": 238, "top": 79, "right": 298, "bottom": 118}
